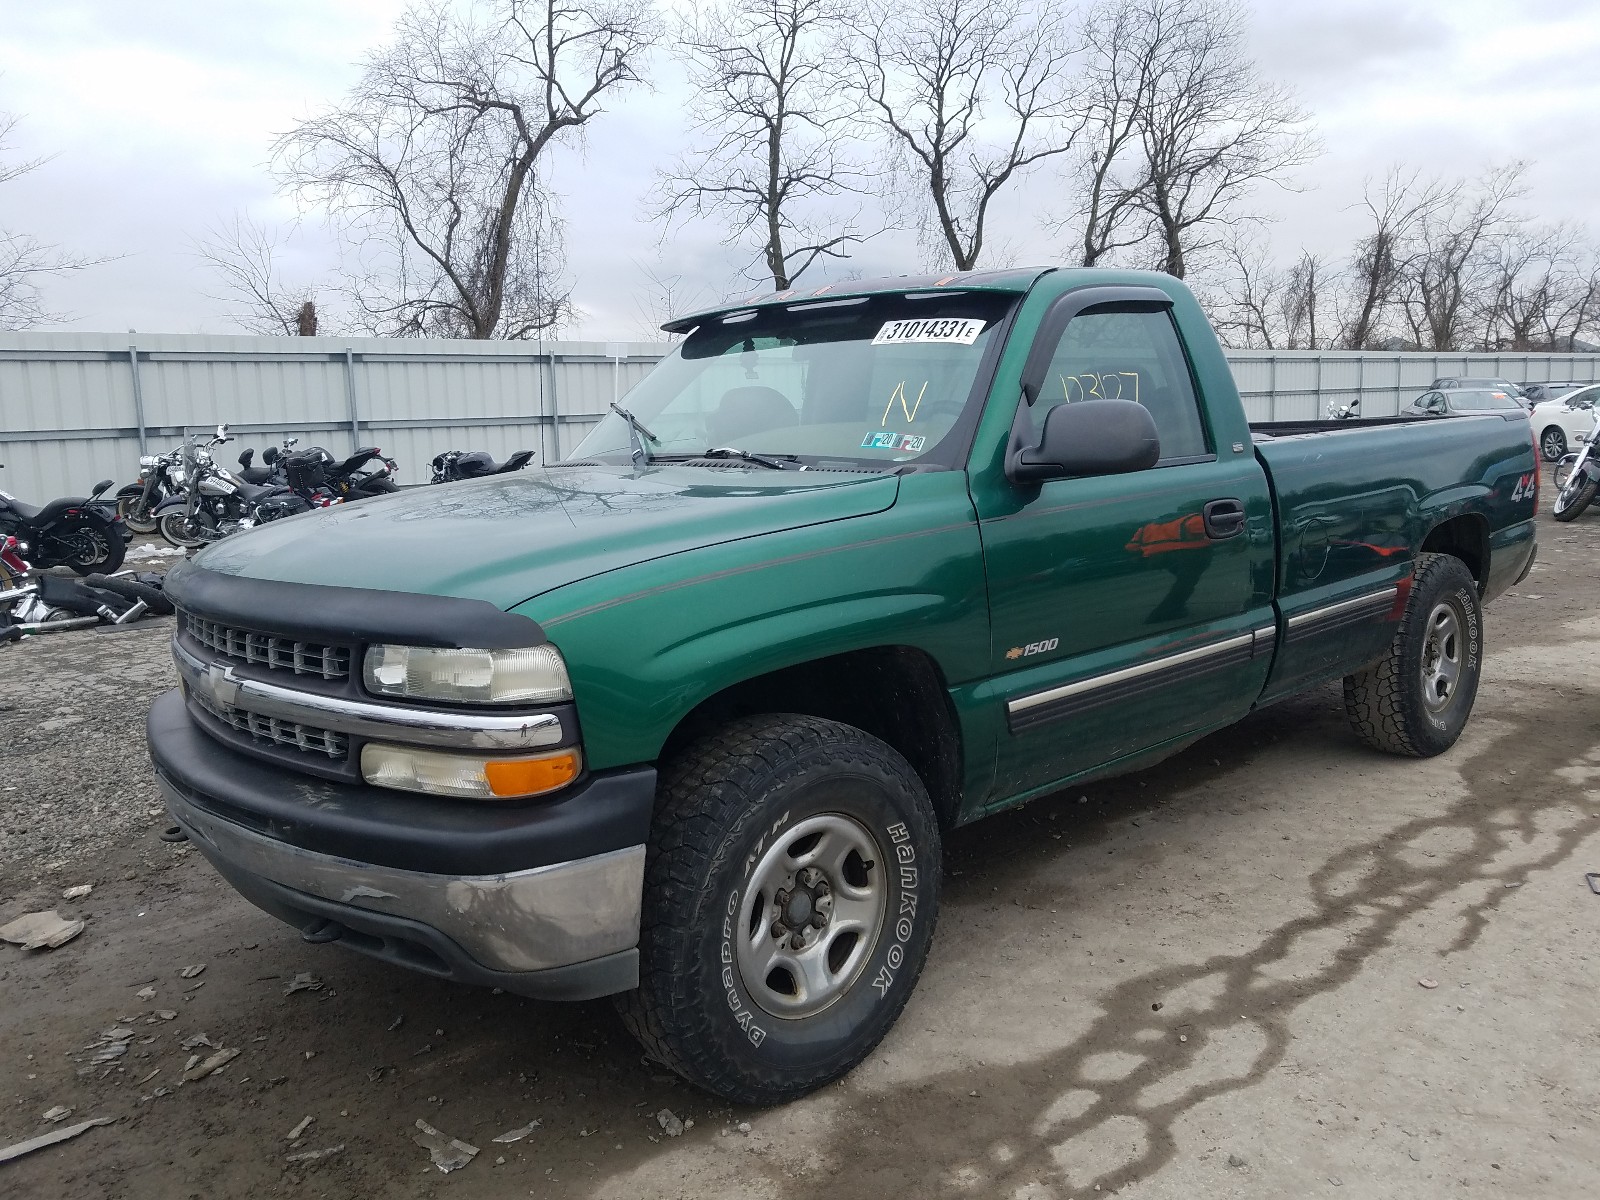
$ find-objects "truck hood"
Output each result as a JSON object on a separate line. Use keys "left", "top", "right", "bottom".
{"left": 193, "top": 463, "right": 900, "bottom": 611}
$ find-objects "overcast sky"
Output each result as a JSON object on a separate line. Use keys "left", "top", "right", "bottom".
{"left": 1, "top": 0, "right": 1596, "bottom": 340}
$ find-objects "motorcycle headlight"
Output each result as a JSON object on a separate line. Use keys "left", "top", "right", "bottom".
{"left": 362, "top": 644, "right": 572, "bottom": 705}
{"left": 139, "top": 455, "right": 158, "bottom": 468}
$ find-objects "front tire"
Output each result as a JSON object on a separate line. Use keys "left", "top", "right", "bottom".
{"left": 1553, "top": 472, "right": 1597, "bottom": 522}
{"left": 157, "top": 511, "right": 206, "bottom": 549}
{"left": 1539, "top": 426, "right": 1567, "bottom": 462}
{"left": 616, "top": 715, "right": 941, "bottom": 1106}
{"left": 118, "top": 485, "right": 159, "bottom": 535}
{"left": 1342, "top": 553, "right": 1482, "bottom": 757}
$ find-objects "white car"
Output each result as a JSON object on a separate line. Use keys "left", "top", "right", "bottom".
{"left": 1532, "top": 384, "right": 1600, "bottom": 461}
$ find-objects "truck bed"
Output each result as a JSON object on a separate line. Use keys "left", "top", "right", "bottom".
{"left": 1250, "top": 415, "right": 1436, "bottom": 438}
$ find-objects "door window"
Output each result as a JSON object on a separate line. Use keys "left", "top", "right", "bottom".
{"left": 1026, "top": 307, "right": 1209, "bottom": 461}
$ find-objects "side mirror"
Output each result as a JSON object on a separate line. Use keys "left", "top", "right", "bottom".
{"left": 1007, "top": 398, "right": 1160, "bottom": 484}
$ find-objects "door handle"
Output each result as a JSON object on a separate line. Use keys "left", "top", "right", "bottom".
{"left": 1203, "top": 498, "right": 1246, "bottom": 539}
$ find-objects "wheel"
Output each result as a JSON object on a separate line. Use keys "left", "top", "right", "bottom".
{"left": 615, "top": 714, "right": 941, "bottom": 1106}
{"left": 1539, "top": 426, "right": 1567, "bottom": 462}
{"left": 118, "top": 485, "right": 159, "bottom": 535}
{"left": 85, "top": 574, "right": 174, "bottom": 615}
{"left": 1342, "top": 553, "right": 1482, "bottom": 757}
{"left": 1553, "top": 471, "right": 1597, "bottom": 522}
{"left": 51, "top": 516, "right": 125, "bottom": 576}
{"left": 157, "top": 511, "right": 206, "bottom": 549}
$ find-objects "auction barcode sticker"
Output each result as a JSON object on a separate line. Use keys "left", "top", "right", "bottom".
{"left": 872, "top": 318, "right": 986, "bottom": 346}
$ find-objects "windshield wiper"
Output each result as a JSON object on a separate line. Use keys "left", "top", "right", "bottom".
{"left": 701, "top": 447, "right": 805, "bottom": 471}
{"left": 609, "top": 402, "right": 660, "bottom": 471}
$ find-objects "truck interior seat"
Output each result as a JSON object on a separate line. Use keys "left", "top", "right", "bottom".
{"left": 707, "top": 386, "right": 798, "bottom": 445}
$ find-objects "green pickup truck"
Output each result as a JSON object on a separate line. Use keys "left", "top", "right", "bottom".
{"left": 147, "top": 267, "right": 1538, "bottom": 1105}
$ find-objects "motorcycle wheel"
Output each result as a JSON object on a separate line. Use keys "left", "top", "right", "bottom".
{"left": 1553, "top": 473, "right": 1598, "bottom": 522}
{"left": 118, "top": 485, "right": 160, "bottom": 535}
{"left": 157, "top": 511, "right": 207, "bottom": 549}
{"left": 51, "top": 516, "right": 126, "bottom": 576}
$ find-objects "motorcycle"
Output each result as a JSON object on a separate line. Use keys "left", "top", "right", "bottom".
{"left": 1326, "top": 398, "right": 1362, "bottom": 421}
{"left": 152, "top": 425, "right": 306, "bottom": 548}
{"left": 283, "top": 444, "right": 402, "bottom": 501}
{"left": 235, "top": 437, "right": 303, "bottom": 486}
{"left": 0, "top": 465, "right": 128, "bottom": 575}
{"left": 1552, "top": 406, "right": 1599, "bottom": 522}
{"left": 116, "top": 446, "right": 183, "bottom": 535}
{"left": 430, "top": 448, "right": 535, "bottom": 483}
{"left": 2, "top": 532, "right": 172, "bottom": 638}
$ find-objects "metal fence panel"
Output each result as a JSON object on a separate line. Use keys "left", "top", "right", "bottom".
{"left": 3, "top": 331, "right": 1596, "bottom": 501}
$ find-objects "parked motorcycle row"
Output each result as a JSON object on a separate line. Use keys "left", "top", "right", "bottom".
{"left": 117, "top": 425, "right": 403, "bottom": 548}
{"left": 1, "top": 432, "right": 542, "bottom": 645}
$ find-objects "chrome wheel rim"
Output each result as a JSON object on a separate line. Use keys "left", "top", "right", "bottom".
{"left": 1541, "top": 429, "right": 1565, "bottom": 460}
{"left": 1556, "top": 469, "right": 1585, "bottom": 510}
{"left": 1420, "top": 600, "right": 1463, "bottom": 713}
{"left": 735, "top": 813, "right": 887, "bottom": 1020}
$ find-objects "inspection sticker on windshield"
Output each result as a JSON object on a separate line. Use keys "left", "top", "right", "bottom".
{"left": 872, "top": 318, "right": 985, "bottom": 346}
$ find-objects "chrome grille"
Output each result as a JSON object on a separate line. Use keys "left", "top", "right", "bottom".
{"left": 188, "top": 685, "right": 349, "bottom": 760}
{"left": 184, "top": 613, "right": 350, "bottom": 681}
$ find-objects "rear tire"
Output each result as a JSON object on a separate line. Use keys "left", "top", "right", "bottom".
{"left": 1553, "top": 474, "right": 1597, "bottom": 522}
{"left": 1343, "top": 553, "right": 1482, "bottom": 757}
{"left": 615, "top": 714, "right": 941, "bottom": 1106}
{"left": 53, "top": 516, "right": 125, "bottom": 576}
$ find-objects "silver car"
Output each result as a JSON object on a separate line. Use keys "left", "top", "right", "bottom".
{"left": 1403, "top": 388, "right": 1528, "bottom": 419}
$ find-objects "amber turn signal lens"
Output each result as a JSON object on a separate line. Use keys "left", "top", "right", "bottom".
{"left": 483, "top": 750, "right": 581, "bottom": 798}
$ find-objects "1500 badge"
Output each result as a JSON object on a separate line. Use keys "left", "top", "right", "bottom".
{"left": 1005, "top": 638, "right": 1059, "bottom": 660}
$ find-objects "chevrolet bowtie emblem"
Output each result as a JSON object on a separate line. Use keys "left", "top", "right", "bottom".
{"left": 207, "top": 663, "right": 241, "bottom": 707}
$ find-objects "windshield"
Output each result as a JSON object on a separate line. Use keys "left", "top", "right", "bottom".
{"left": 569, "top": 291, "right": 1018, "bottom": 468}
{"left": 1451, "top": 390, "right": 1523, "bottom": 411}
{"left": 1456, "top": 378, "right": 1520, "bottom": 395}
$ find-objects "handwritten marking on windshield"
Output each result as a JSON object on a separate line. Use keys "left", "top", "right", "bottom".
{"left": 882, "top": 380, "right": 929, "bottom": 425}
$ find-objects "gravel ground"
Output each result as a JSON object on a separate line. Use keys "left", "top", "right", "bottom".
{"left": 1, "top": 498, "right": 1597, "bottom": 1199}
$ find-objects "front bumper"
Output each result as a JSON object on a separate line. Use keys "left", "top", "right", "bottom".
{"left": 147, "top": 689, "right": 655, "bottom": 1000}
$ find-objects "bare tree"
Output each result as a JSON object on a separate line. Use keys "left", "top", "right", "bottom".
{"left": 1280, "top": 251, "right": 1336, "bottom": 349}
{"left": 1209, "top": 233, "right": 1282, "bottom": 347}
{"left": 1477, "top": 223, "right": 1599, "bottom": 351}
{"left": 0, "top": 113, "right": 103, "bottom": 328}
{"left": 273, "top": 0, "right": 655, "bottom": 339}
{"left": 1122, "top": 0, "right": 1316, "bottom": 279}
{"left": 659, "top": 0, "right": 867, "bottom": 290}
{"left": 1063, "top": 0, "right": 1154, "bottom": 267}
{"left": 1397, "top": 163, "right": 1525, "bottom": 351}
{"left": 630, "top": 259, "right": 714, "bottom": 340}
{"left": 848, "top": 0, "right": 1081, "bottom": 272}
{"left": 194, "top": 214, "right": 325, "bottom": 336}
{"left": 1333, "top": 168, "right": 1443, "bottom": 349}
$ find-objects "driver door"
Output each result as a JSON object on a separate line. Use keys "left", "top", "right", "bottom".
{"left": 970, "top": 288, "right": 1275, "bottom": 806}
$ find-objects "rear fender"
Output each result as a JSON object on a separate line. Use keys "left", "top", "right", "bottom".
{"left": 151, "top": 494, "right": 191, "bottom": 516}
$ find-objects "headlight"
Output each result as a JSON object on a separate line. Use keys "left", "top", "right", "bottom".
{"left": 360, "top": 743, "right": 581, "bottom": 799}
{"left": 362, "top": 643, "right": 572, "bottom": 704}
{"left": 139, "top": 455, "right": 158, "bottom": 468}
